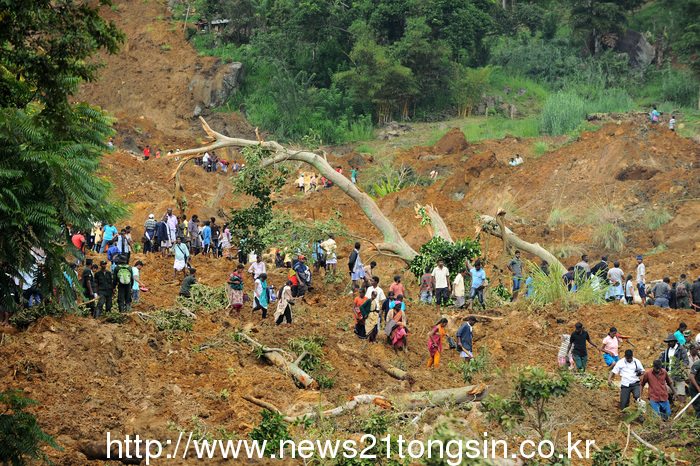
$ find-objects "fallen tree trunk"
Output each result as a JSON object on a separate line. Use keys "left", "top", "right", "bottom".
{"left": 242, "top": 384, "right": 488, "bottom": 422}
{"left": 479, "top": 214, "right": 565, "bottom": 273}
{"left": 171, "top": 117, "right": 419, "bottom": 261}
{"left": 371, "top": 360, "right": 416, "bottom": 385}
{"left": 236, "top": 332, "right": 318, "bottom": 389}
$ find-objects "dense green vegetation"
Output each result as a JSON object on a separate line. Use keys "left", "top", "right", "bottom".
{"left": 178, "top": 0, "right": 699, "bottom": 142}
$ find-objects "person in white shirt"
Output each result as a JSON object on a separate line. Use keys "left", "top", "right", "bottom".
{"left": 624, "top": 274, "right": 635, "bottom": 305}
{"left": 248, "top": 256, "right": 266, "bottom": 280}
{"left": 607, "top": 261, "right": 625, "bottom": 302}
{"left": 431, "top": 259, "right": 451, "bottom": 315}
{"left": 320, "top": 234, "right": 337, "bottom": 273}
{"left": 452, "top": 269, "right": 467, "bottom": 309}
{"left": 669, "top": 115, "right": 675, "bottom": 132}
{"left": 365, "top": 276, "right": 386, "bottom": 309}
{"left": 514, "top": 154, "right": 523, "bottom": 165}
{"left": 636, "top": 255, "right": 646, "bottom": 307}
{"left": 297, "top": 174, "right": 305, "bottom": 192}
{"left": 608, "top": 349, "right": 645, "bottom": 412}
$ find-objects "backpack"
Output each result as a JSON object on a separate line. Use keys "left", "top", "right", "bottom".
{"left": 117, "top": 265, "right": 132, "bottom": 285}
{"left": 676, "top": 283, "right": 688, "bottom": 298}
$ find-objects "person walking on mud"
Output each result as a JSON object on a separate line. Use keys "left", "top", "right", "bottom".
{"left": 507, "top": 251, "right": 523, "bottom": 302}
{"left": 113, "top": 255, "right": 134, "bottom": 313}
{"left": 348, "top": 242, "right": 365, "bottom": 288}
{"left": 427, "top": 318, "right": 448, "bottom": 368}
{"left": 94, "top": 260, "right": 113, "bottom": 318}
{"left": 567, "top": 322, "right": 602, "bottom": 372}
{"left": 636, "top": 255, "right": 646, "bottom": 307}
{"left": 432, "top": 259, "right": 451, "bottom": 315}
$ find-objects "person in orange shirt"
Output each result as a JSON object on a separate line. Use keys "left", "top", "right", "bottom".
{"left": 427, "top": 318, "right": 448, "bottom": 368}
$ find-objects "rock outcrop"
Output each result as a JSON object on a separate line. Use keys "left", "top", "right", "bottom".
{"left": 189, "top": 61, "right": 244, "bottom": 110}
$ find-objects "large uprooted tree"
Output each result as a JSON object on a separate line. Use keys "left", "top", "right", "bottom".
{"left": 171, "top": 117, "right": 565, "bottom": 273}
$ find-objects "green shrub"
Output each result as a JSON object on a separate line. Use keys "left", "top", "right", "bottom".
{"left": 527, "top": 260, "right": 610, "bottom": 310}
{"left": 249, "top": 410, "right": 290, "bottom": 457}
{"left": 531, "top": 141, "right": 549, "bottom": 158}
{"left": 354, "top": 144, "right": 375, "bottom": 154}
{"left": 286, "top": 335, "right": 325, "bottom": 372}
{"left": 102, "top": 311, "right": 126, "bottom": 324}
{"left": 546, "top": 207, "right": 573, "bottom": 228}
{"left": 449, "top": 345, "right": 491, "bottom": 383}
{"left": 342, "top": 115, "right": 374, "bottom": 143}
{"left": 161, "top": 44, "right": 171, "bottom": 51}
{"left": 11, "top": 301, "right": 66, "bottom": 328}
{"left": 408, "top": 236, "right": 480, "bottom": 284}
{"left": 512, "top": 366, "right": 573, "bottom": 437}
{"left": 589, "top": 88, "right": 634, "bottom": 114}
{"left": 480, "top": 394, "right": 526, "bottom": 431}
{"left": 644, "top": 209, "right": 672, "bottom": 230}
{"left": 645, "top": 244, "right": 668, "bottom": 255}
{"left": 541, "top": 91, "right": 587, "bottom": 135}
{"left": 0, "top": 390, "right": 63, "bottom": 464}
{"left": 593, "top": 222, "right": 626, "bottom": 251}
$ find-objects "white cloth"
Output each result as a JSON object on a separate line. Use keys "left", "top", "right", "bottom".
{"left": 636, "top": 263, "right": 645, "bottom": 285}
{"left": 274, "top": 285, "right": 293, "bottom": 321}
{"left": 608, "top": 267, "right": 624, "bottom": 285}
{"left": 320, "top": 238, "right": 337, "bottom": 261}
{"left": 453, "top": 274, "right": 465, "bottom": 297}
{"left": 365, "top": 285, "right": 386, "bottom": 308}
{"left": 248, "top": 261, "right": 266, "bottom": 279}
{"left": 432, "top": 266, "right": 450, "bottom": 289}
{"left": 612, "top": 358, "right": 644, "bottom": 387}
{"left": 174, "top": 259, "right": 187, "bottom": 271}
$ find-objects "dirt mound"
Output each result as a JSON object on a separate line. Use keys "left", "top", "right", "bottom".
{"left": 431, "top": 127, "right": 469, "bottom": 155}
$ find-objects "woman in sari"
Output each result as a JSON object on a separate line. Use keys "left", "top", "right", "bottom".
{"left": 274, "top": 280, "right": 294, "bottom": 326}
{"left": 226, "top": 264, "right": 245, "bottom": 317}
{"left": 253, "top": 272, "right": 269, "bottom": 318}
{"left": 385, "top": 302, "right": 407, "bottom": 349}
{"left": 353, "top": 289, "right": 370, "bottom": 339}
{"left": 365, "top": 293, "right": 380, "bottom": 343}
{"left": 427, "top": 318, "right": 448, "bottom": 368}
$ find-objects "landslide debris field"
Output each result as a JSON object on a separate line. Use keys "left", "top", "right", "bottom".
{"left": 2, "top": 116, "right": 699, "bottom": 464}
{"left": 3, "top": 0, "right": 699, "bottom": 464}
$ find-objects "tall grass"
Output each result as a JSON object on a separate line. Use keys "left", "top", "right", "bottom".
{"left": 541, "top": 92, "right": 587, "bottom": 135}
{"left": 531, "top": 141, "right": 550, "bottom": 158}
{"left": 644, "top": 209, "right": 672, "bottom": 231}
{"left": 526, "top": 260, "right": 610, "bottom": 310}
{"left": 592, "top": 222, "right": 626, "bottom": 251}
{"left": 461, "top": 116, "right": 540, "bottom": 142}
{"left": 547, "top": 208, "right": 574, "bottom": 228}
{"left": 589, "top": 89, "right": 634, "bottom": 114}
{"left": 342, "top": 115, "right": 374, "bottom": 143}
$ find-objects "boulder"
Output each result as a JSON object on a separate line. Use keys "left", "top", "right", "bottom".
{"left": 614, "top": 30, "right": 654, "bottom": 69}
{"left": 189, "top": 61, "right": 244, "bottom": 109}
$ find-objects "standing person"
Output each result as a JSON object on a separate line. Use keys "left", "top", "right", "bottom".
{"left": 660, "top": 333, "right": 689, "bottom": 405}
{"left": 363, "top": 261, "right": 377, "bottom": 287}
{"left": 558, "top": 334, "right": 574, "bottom": 369}
{"left": 674, "top": 323, "right": 688, "bottom": 345}
{"left": 209, "top": 218, "right": 220, "bottom": 258}
{"left": 112, "top": 255, "right": 134, "bottom": 314}
{"left": 602, "top": 327, "right": 622, "bottom": 370}
{"left": 100, "top": 223, "right": 118, "bottom": 253}
{"left": 179, "top": 269, "right": 197, "bottom": 298}
{"left": 669, "top": 115, "right": 675, "bottom": 131}
{"left": 650, "top": 106, "right": 660, "bottom": 124}
{"left": 81, "top": 259, "right": 97, "bottom": 315}
{"left": 650, "top": 278, "right": 672, "bottom": 308}
{"left": 420, "top": 266, "right": 434, "bottom": 304}
{"left": 507, "top": 251, "right": 523, "bottom": 301}
{"left": 608, "top": 350, "right": 645, "bottom": 413}
{"left": 692, "top": 275, "right": 700, "bottom": 311}
{"left": 248, "top": 255, "right": 267, "bottom": 280}
{"left": 689, "top": 351, "right": 700, "bottom": 418}
{"left": 466, "top": 259, "right": 487, "bottom": 311}
{"left": 431, "top": 259, "right": 451, "bottom": 315}
{"left": 188, "top": 216, "right": 201, "bottom": 256}
{"left": 365, "top": 294, "right": 381, "bottom": 342}
{"left": 297, "top": 173, "right": 305, "bottom": 192}
{"left": 274, "top": 280, "right": 295, "bottom": 326}
{"left": 253, "top": 273, "right": 269, "bottom": 318}
{"left": 365, "top": 276, "right": 386, "bottom": 310}
{"left": 93, "top": 222, "right": 103, "bottom": 252}
{"left": 201, "top": 220, "right": 212, "bottom": 258}
{"left": 220, "top": 228, "right": 232, "bottom": 260}
{"left": 625, "top": 274, "right": 635, "bottom": 304}
{"left": 173, "top": 236, "right": 190, "bottom": 281}
{"left": 677, "top": 274, "right": 691, "bottom": 309}
{"left": 607, "top": 262, "right": 625, "bottom": 302}
{"left": 641, "top": 360, "right": 675, "bottom": 419}
{"left": 311, "top": 239, "right": 325, "bottom": 275}
{"left": 563, "top": 266, "right": 575, "bottom": 291}
{"left": 636, "top": 255, "right": 646, "bottom": 307}
{"left": 590, "top": 255, "right": 609, "bottom": 284}
{"left": 292, "top": 255, "right": 311, "bottom": 299}
{"left": 567, "top": 322, "right": 603, "bottom": 372}
{"left": 350, "top": 167, "right": 358, "bottom": 184}
{"left": 320, "top": 234, "right": 337, "bottom": 274}
{"left": 94, "top": 260, "right": 113, "bottom": 318}
{"left": 348, "top": 242, "right": 365, "bottom": 287}
{"left": 355, "top": 291, "right": 373, "bottom": 339}
{"left": 143, "top": 145, "right": 150, "bottom": 160}
{"left": 116, "top": 229, "right": 131, "bottom": 265}
{"left": 456, "top": 316, "right": 478, "bottom": 362}
{"left": 144, "top": 214, "right": 157, "bottom": 254}
{"left": 107, "top": 240, "right": 121, "bottom": 266}
{"left": 427, "top": 318, "right": 448, "bottom": 368}
{"left": 72, "top": 230, "right": 86, "bottom": 264}
{"left": 389, "top": 276, "right": 405, "bottom": 300}
{"left": 132, "top": 261, "right": 144, "bottom": 303}
{"left": 309, "top": 174, "right": 317, "bottom": 193}
{"left": 226, "top": 264, "right": 245, "bottom": 317}
{"left": 164, "top": 208, "right": 178, "bottom": 258}
{"left": 452, "top": 269, "right": 467, "bottom": 309}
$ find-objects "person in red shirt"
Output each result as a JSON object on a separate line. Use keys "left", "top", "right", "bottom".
{"left": 640, "top": 359, "right": 675, "bottom": 419}
{"left": 143, "top": 145, "right": 150, "bottom": 161}
{"left": 72, "top": 231, "right": 86, "bottom": 264}
{"left": 389, "top": 275, "right": 406, "bottom": 299}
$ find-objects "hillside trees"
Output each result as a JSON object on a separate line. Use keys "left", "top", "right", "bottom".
{"left": 0, "top": 0, "right": 127, "bottom": 308}
{"left": 569, "top": 0, "right": 645, "bottom": 55}
{"left": 674, "top": 0, "right": 700, "bottom": 107}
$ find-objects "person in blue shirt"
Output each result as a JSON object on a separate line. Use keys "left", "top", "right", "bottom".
{"left": 100, "top": 223, "right": 119, "bottom": 253}
{"left": 650, "top": 106, "right": 660, "bottom": 124}
{"left": 201, "top": 220, "right": 212, "bottom": 258}
{"left": 456, "top": 316, "right": 478, "bottom": 361}
{"left": 466, "top": 258, "right": 487, "bottom": 312}
{"left": 107, "top": 239, "right": 121, "bottom": 264}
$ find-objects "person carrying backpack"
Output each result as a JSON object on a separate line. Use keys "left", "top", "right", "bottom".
{"left": 112, "top": 255, "right": 134, "bottom": 313}
{"left": 677, "top": 274, "right": 691, "bottom": 309}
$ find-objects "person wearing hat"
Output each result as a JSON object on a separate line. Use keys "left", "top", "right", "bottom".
{"left": 132, "top": 261, "right": 145, "bottom": 303}
{"left": 659, "top": 333, "right": 689, "bottom": 405}
{"left": 112, "top": 255, "right": 134, "bottom": 313}
{"left": 567, "top": 322, "right": 602, "bottom": 372}
{"left": 636, "top": 255, "right": 646, "bottom": 307}
{"left": 640, "top": 360, "right": 674, "bottom": 419}
{"left": 94, "top": 260, "right": 113, "bottom": 317}
{"left": 179, "top": 269, "right": 197, "bottom": 298}
{"left": 456, "top": 316, "right": 478, "bottom": 361}
{"left": 608, "top": 349, "right": 645, "bottom": 412}
{"left": 144, "top": 214, "right": 157, "bottom": 254}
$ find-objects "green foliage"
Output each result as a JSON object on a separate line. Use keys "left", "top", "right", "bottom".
{"left": 527, "top": 260, "right": 610, "bottom": 310}
{"left": 10, "top": 302, "right": 66, "bottom": 329}
{"left": 161, "top": 44, "right": 171, "bottom": 51}
{"left": 531, "top": 141, "right": 550, "bottom": 158}
{"left": 249, "top": 410, "right": 290, "bottom": 457}
{"left": 102, "top": 311, "right": 126, "bottom": 324}
{"left": 644, "top": 244, "right": 668, "bottom": 255}
{"left": 409, "top": 236, "right": 480, "bottom": 284}
{"left": 511, "top": 366, "right": 573, "bottom": 437}
{"left": 547, "top": 208, "right": 574, "bottom": 228}
{"left": 492, "top": 282, "right": 512, "bottom": 302}
{"left": 286, "top": 335, "right": 326, "bottom": 372}
{"left": 449, "top": 345, "right": 491, "bottom": 383}
{"left": 323, "top": 270, "right": 345, "bottom": 285}
{"left": 185, "top": 284, "right": 229, "bottom": 312}
{"left": 150, "top": 309, "right": 194, "bottom": 335}
{"left": 593, "top": 222, "right": 626, "bottom": 251}
{"left": 592, "top": 443, "right": 677, "bottom": 466}
{"left": 0, "top": 390, "right": 63, "bottom": 465}
{"left": 569, "top": 0, "right": 644, "bottom": 56}
{"left": 315, "top": 373, "right": 336, "bottom": 390}
{"left": 541, "top": 91, "right": 587, "bottom": 135}
{"left": 452, "top": 65, "right": 494, "bottom": 117}
{"left": 371, "top": 177, "right": 405, "bottom": 197}
{"left": 0, "top": 0, "right": 127, "bottom": 308}
{"left": 644, "top": 209, "right": 673, "bottom": 231}
{"left": 575, "top": 372, "right": 607, "bottom": 390}
{"left": 480, "top": 394, "right": 526, "bottom": 431}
